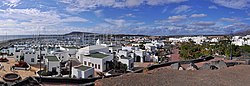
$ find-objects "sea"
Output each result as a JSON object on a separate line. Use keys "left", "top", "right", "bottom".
{"left": 0, "top": 35, "right": 34, "bottom": 42}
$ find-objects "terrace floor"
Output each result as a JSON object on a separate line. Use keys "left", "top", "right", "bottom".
{"left": 0, "top": 57, "right": 40, "bottom": 81}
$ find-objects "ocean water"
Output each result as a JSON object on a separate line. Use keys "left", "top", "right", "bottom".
{"left": 0, "top": 35, "right": 34, "bottom": 42}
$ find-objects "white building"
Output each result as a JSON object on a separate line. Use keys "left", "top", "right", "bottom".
{"left": 59, "top": 46, "right": 79, "bottom": 55}
{"left": 118, "top": 56, "right": 134, "bottom": 71}
{"left": 1, "top": 47, "right": 14, "bottom": 55}
{"left": 210, "top": 38, "right": 219, "bottom": 43}
{"left": 117, "top": 50, "right": 135, "bottom": 70}
{"left": 45, "top": 56, "right": 60, "bottom": 73}
{"left": 108, "top": 45, "right": 122, "bottom": 54}
{"left": 78, "top": 52, "right": 113, "bottom": 72}
{"left": 117, "top": 50, "right": 132, "bottom": 57}
{"left": 8, "top": 47, "right": 15, "bottom": 56}
{"left": 0, "top": 53, "right": 8, "bottom": 58}
{"left": 52, "top": 50, "right": 70, "bottom": 62}
{"left": 169, "top": 36, "right": 207, "bottom": 45}
{"left": 76, "top": 45, "right": 113, "bottom": 72}
{"left": 23, "top": 51, "right": 38, "bottom": 64}
{"left": 76, "top": 45, "right": 109, "bottom": 56}
{"left": 14, "top": 50, "right": 23, "bottom": 61}
{"left": 232, "top": 35, "right": 250, "bottom": 46}
{"left": 14, "top": 45, "right": 27, "bottom": 51}
{"left": 122, "top": 46, "right": 134, "bottom": 52}
{"left": 72, "top": 65, "right": 94, "bottom": 79}
{"left": 134, "top": 50, "right": 150, "bottom": 62}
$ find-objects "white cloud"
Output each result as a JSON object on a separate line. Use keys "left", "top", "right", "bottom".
{"left": 1, "top": 8, "right": 88, "bottom": 23}
{"left": 104, "top": 19, "right": 127, "bottom": 27}
{"left": 223, "top": 23, "right": 250, "bottom": 32}
{"left": 211, "top": 0, "right": 250, "bottom": 9}
{"left": 125, "top": 13, "right": 136, "bottom": 17}
{"left": 192, "top": 21, "right": 216, "bottom": 26}
{"left": 155, "top": 15, "right": 187, "bottom": 24}
{"left": 136, "top": 22, "right": 145, "bottom": 25}
{"left": 61, "top": 17, "right": 88, "bottom": 22}
{"left": 60, "top": 0, "right": 188, "bottom": 12}
{"left": 94, "top": 10, "right": 103, "bottom": 17}
{"left": 190, "top": 14, "right": 207, "bottom": 18}
{"left": 167, "top": 15, "right": 187, "bottom": 23}
{"left": 119, "top": 13, "right": 136, "bottom": 18}
{"left": 161, "top": 7, "right": 168, "bottom": 13}
{"left": 0, "top": 19, "right": 18, "bottom": 27}
{"left": 0, "top": 8, "right": 89, "bottom": 35}
{"left": 146, "top": 0, "right": 187, "bottom": 5}
{"left": 220, "top": 18, "right": 238, "bottom": 22}
{"left": 208, "top": 5, "right": 218, "bottom": 9}
{"left": 172, "top": 5, "right": 191, "bottom": 14}
{"left": 2, "top": 0, "right": 21, "bottom": 7}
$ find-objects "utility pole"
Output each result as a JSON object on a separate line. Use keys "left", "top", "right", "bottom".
{"left": 230, "top": 31, "right": 233, "bottom": 60}
{"left": 69, "top": 60, "right": 72, "bottom": 78}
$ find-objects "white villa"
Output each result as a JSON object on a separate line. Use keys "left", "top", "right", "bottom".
{"left": 117, "top": 50, "right": 134, "bottom": 70}
{"left": 232, "top": 35, "right": 250, "bottom": 46}
{"left": 45, "top": 56, "right": 60, "bottom": 73}
{"left": 169, "top": 36, "right": 207, "bottom": 45}
{"left": 23, "top": 51, "right": 38, "bottom": 64}
{"left": 71, "top": 65, "right": 94, "bottom": 79}
{"left": 134, "top": 49, "right": 150, "bottom": 62}
{"left": 76, "top": 45, "right": 113, "bottom": 72}
{"left": 14, "top": 50, "right": 23, "bottom": 61}
{"left": 78, "top": 52, "right": 113, "bottom": 72}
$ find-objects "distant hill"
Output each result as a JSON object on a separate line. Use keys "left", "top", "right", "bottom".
{"left": 64, "top": 31, "right": 94, "bottom": 36}
{"left": 234, "top": 29, "right": 250, "bottom": 36}
{"left": 64, "top": 31, "right": 147, "bottom": 36}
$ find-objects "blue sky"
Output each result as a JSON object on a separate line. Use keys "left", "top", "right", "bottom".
{"left": 0, "top": 0, "right": 250, "bottom": 35}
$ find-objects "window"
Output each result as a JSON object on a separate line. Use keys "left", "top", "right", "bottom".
{"left": 92, "top": 64, "right": 94, "bottom": 67}
{"left": 95, "top": 64, "right": 97, "bottom": 69}
{"left": 84, "top": 61, "right": 87, "bottom": 65}
{"left": 31, "top": 58, "right": 34, "bottom": 62}
{"left": 78, "top": 56, "right": 79, "bottom": 59}
{"left": 16, "top": 56, "right": 19, "bottom": 58}
{"left": 98, "top": 64, "right": 100, "bottom": 69}
{"left": 62, "top": 56, "right": 64, "bottom": 58}
{"left": 88, "top": 62, "right": 91, "bottom": 66}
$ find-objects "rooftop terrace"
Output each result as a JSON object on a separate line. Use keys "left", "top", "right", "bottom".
{"left": 46, "top": 56, "right": 59, "bottom": 61}
{"left": 84, "top": 52, "right": 109, "bottom": 58}
{"left": 74, "top": 65, "right": 92, "bottom": 71}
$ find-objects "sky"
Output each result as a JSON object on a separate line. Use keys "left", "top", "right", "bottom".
{"left": 0, "top": 0, "right": 250, "bottom": 36}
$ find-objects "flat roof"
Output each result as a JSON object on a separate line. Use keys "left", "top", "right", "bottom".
{"left": 84, "top": 52, "right": 109, "bottom": 58}
{"left": 46, "top": 56, "right": 59, "bottom": 61}
{"left": 74, "top": 65, "right": 92, "bottom": 71}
